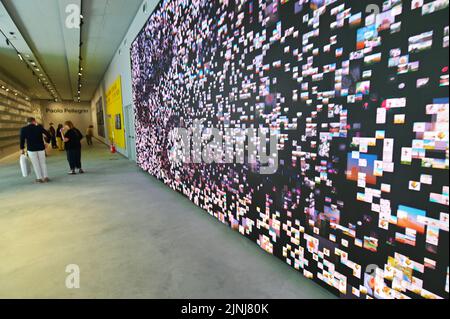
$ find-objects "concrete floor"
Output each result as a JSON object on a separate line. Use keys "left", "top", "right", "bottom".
{"left": 0, "top": 142, "right": 336, "bottom": 299}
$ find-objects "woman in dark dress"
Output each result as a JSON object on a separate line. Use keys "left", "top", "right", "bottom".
{"left": 62, "top": 121, "right": 84, "bottom": 175}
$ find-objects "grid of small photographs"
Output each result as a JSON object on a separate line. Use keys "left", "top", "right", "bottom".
{"left": 130, "top": 0, "right": 449, "bottom": 299}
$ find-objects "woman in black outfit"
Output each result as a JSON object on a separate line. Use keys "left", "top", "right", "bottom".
{"left": 62, "top": 121, "right": 84, "bottom": 175}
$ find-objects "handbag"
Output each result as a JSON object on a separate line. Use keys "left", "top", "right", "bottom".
{"left": 20, "top": 154, "right": 31, "bottom": 178}
{"left": 45, "top": 142, "right": 52, "bottom": 154}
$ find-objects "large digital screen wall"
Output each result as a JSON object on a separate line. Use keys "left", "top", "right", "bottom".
{"left": 131, "top": 0, "right": 449, "bottom": 299}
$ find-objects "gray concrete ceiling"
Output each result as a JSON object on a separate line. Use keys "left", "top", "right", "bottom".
{"left": 0, "top": 0, "right": 143, "bottom": 102}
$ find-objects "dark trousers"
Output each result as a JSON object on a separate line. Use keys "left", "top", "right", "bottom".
{"left": 66, "top": 148, "right": 82, "bottom": 170}
{"left": 86, "top": 136, "right": 93, "bottom": 146}
{"left": 51, "top": 136, "right": 57, "bottom": 148}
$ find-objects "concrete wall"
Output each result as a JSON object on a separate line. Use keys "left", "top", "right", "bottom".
{"left": 90, "top": 0, "right": 159, "bottom": 157}
{"left": 0, "top": 77, "right": 42, "bottom": 159}
{"left": 39, "top": 100, "right": 92, "bottom": 136}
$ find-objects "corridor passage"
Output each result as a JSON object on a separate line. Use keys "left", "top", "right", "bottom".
{"left": 0, "top": 143, "right": 335, "bottom": 299}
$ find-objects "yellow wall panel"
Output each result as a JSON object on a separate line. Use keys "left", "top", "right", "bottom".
{"left": 105, "top": 76, "right": 126, "bottom": 149}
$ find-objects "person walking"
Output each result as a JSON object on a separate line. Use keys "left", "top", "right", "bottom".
{"left": 56, "top": 124, "right": 65, "bottom": 151}
{"left": 62, "top": 121, "right": 84, "bottom": 175}
{"left": 20, "top": 117, "right": 52, "bottom": 183}
{"left": 86, "top": 125, "right": 94, "bottom": 146}
{"left": 48, "top": 123, "right": 57, "bottom": 149}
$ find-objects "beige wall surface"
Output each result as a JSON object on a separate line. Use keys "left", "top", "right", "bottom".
{"left": 39, "top": 100, "right": 92, "bottom": 135}
{"left": 0, "top": 78, "right": 39, "bottom": 159}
